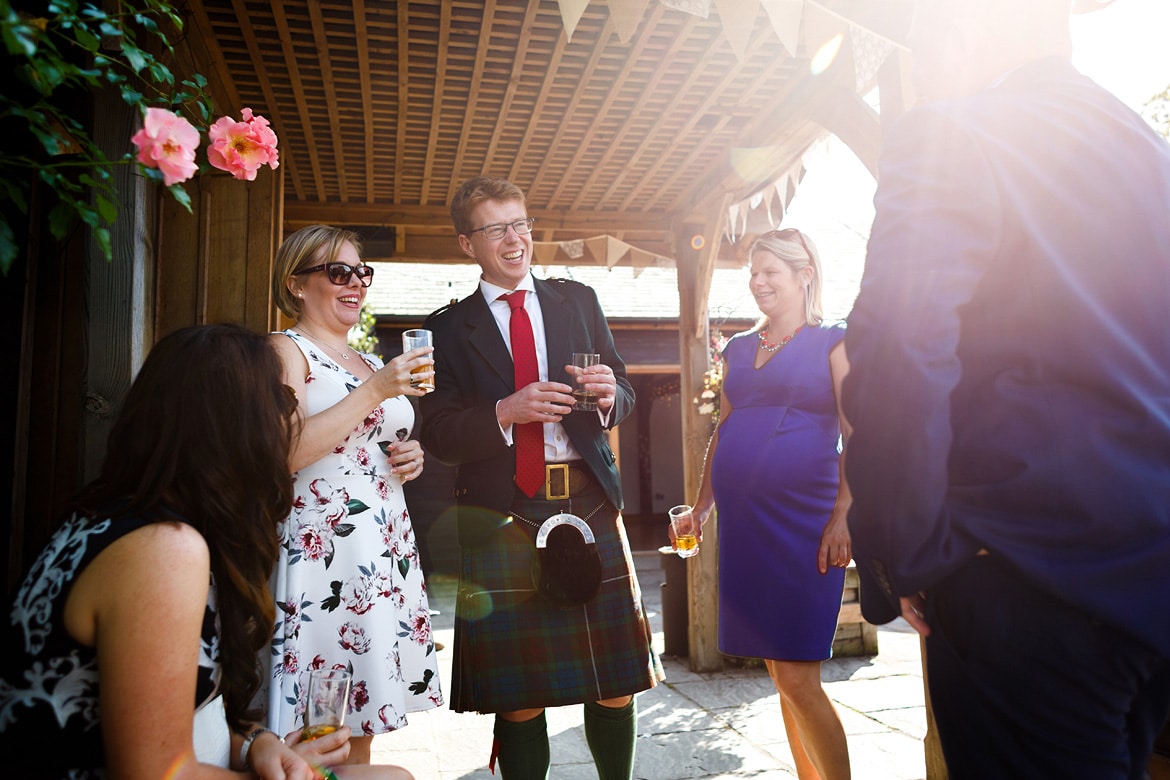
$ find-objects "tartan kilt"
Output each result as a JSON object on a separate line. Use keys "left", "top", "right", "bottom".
{"left": 450, "top": 494, "right": 664, "bottom": 713}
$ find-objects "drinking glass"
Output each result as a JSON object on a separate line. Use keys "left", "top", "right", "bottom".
{"left": 571, "top": 352, "right": 601, "bottom": 411}
{"left": 402, "top": 329, "right": 435, "bottom": 392}
{"left": 668, "top": 504, "right": 699, "bottom": 558}
{"left": 302, "top": 668, "right": 352, "bottom": 741}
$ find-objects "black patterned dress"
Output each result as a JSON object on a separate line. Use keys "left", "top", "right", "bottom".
{"left": 0, "top": 511, "right": 222, "bottom": 777}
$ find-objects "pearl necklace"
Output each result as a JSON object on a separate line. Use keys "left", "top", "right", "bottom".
{"left": 293, "top": 326, "right": 350, "bottom": 360}
{"left": 757, "top": 324, "right": 803, "bottom": 353}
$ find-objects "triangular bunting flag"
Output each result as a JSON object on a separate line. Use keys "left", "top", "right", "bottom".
{"left": 556, "top": 0, "right": 591, "bottom": 40}
{"left": 713, "top": 0, "right": 760, "bottom": 62}
{"left": 761, "top": 0, "right": 803, "bottom": 57}
{"left": 607, "top": 0, "right": 652, "bottom": 43}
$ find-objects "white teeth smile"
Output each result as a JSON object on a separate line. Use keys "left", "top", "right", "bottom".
{"left": 503, "top": 251, "right": 524, "bottom": 261}
{"left": 340, "top": 296, "right": 360, "bottom": 305}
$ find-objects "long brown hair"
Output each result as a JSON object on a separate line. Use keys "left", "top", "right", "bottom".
{"left": 73, "top": 323, "right": 296, "bottom": 731}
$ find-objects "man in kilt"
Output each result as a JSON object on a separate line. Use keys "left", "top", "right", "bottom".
{"left": 420, "top": 176, "right": 663, "bottom": 779}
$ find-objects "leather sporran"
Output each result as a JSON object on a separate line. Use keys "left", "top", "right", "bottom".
{"left": 530, "top": 513, "right": 602, "bottom": 606}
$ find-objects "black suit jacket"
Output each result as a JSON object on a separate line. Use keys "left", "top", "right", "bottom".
{"left": 843, "top": 57, "right": 1170, "bottom": 655}
{"left": 419, "top": 275, "right": 634, "bottom": 545}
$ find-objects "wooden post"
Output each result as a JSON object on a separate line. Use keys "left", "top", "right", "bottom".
{"left": 155, "top": 165, "right": 282, "bottom": 335}
{"left": 84, "top": 84, "right": 152, "bottom": 482}
{"left": 676, "top": 220, "right": 721, "bottom": 672}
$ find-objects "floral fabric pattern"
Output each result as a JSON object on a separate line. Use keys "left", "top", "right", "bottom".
{"left": 265, "top": 331, "right": 442, "bottom": 737}
{"left": 0, "top": 512, "right": 220, "bottom": 776}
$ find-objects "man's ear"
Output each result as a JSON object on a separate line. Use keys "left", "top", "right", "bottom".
{"left": 458, "top": 234, "right": 476, "bottom": 260}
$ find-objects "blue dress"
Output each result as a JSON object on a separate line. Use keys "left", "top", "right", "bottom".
{"left": 711, "top": 322, "right": 846, "bottom": 660}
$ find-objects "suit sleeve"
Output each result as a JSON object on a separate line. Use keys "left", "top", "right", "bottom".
{"left": 418, "top": 305, "right": 513, "bottom": 467}
{"left": 842, "top": 106, "right": 999, "bottom": 617}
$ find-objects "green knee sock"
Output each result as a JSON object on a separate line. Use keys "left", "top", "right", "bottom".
{"left": 492, "top": 712, "right": 550, "bottom": 780}
{"left": 584, "top": 699, "right": 638, "bottom": 780}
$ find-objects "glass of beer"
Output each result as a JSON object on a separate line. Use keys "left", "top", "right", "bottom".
{"left": 402, "top": 329, "right": 434, "bottom": 393}
{"left": 668, "top": 504, "right": 699, "bottom": 558}
{"left": 571, "top": 352, "right": 600, "bottom": 411}
{"left": 302, "top": 668, "right": 352, "bottom": 741}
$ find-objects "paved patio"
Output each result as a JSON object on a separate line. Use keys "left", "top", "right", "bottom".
{"left": 373, "top": 552, "right": 929, "bottom": 779}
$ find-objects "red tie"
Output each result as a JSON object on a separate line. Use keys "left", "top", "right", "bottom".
{"left": 502, "top": 291, "right": 544, "bottom": 497}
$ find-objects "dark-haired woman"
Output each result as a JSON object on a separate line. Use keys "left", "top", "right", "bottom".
{"left": 0, "top": 324, "right": 412, "bottom": 779}
{"left": 266, "top": 225, "right": 441, "bottom": 763}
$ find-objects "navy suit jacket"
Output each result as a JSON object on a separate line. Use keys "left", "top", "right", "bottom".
{"left": 843, "top": 57, "right": 1170, "bottom": 655}
{"left": 419, "top": 275, "right": 633, "bottom": 546}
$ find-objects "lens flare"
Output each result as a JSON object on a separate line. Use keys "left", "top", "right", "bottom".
{"left": 810, "top": 33, "right": 845, "bottom": 76}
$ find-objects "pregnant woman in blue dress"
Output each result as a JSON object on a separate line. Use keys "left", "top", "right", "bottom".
{"left": 693, "top": 228, "right": 853, "bottom": 779}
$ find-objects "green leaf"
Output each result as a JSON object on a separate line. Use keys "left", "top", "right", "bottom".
{"left": 2, "top": 13, "right": 41, "bottom": 58}
{"left": 119, "top": 85, "right": 143, "bottom": 105}
{"left": 93, "top": 227, "right": 111, "bottom": 261}
{"left": 122, "top": 42, "right": 147, "bottom": 73}
{"left": 0, "top": 220, "right": 17, "bottom": 276}
{"left": 166, "top": 182, "right": 192, "bottom": 212}
{"left": 79, "top": 4, "right": 107, "bottom": 21}
{"left": 47, "top": 200, "right": 76, "bottom": 240}
{"left": 95, "top": 194, "right": 117, "bottom": 223}
{"left": 148, "top": 60, "right": 173, "bottom": 86}
{"left": 73, "top": 25, "right": 100, "bottom": 52}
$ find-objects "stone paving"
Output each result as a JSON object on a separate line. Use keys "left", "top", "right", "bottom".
{"left": 373, "top": 552, "right": 929, "bottom": 779}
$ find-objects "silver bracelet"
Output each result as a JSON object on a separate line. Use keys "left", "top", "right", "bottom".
{"left": 239, "top": 726, "right": 274, "bottom": 769}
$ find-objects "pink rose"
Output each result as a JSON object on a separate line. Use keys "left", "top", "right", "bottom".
{"left": 130, "top": 108, "right": 200, "bottom": 186}
{"left": 206, "top": 107, "right": 280, "bottom": 181}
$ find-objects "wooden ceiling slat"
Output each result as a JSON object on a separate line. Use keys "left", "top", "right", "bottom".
{"left": 611, "top": 21, "right": 788, "bottom": 214}
{"left": 561, "top": 4, "right": 690, "bottom": 210}
{"left": 182, "top": 0, "right": 907, "bottom": 260}
{"left": 478, "top": 2, "right": 542, "bottom": 173}
{"left": 265, "top": 0, "right": 327, "bottom": 199}
{"left": 444, "top": 0, "right": 498, "bottom": 205}
{"left": 307, "top": 0, "right": 349, "bottom": 202}
{"left": 353, "top": 0, "right": 375, "bottom": 203}
{"left": 420, "top": 3, "right": 452, "bottom": 206}
{"left": 215, "top": 0, "right": 306, "bottom": 202}
{"left": 525, "top": 13, "right": 614, "bottom": 205}
{"left": 394, "top": 0, "right": 410, "bottom": 204}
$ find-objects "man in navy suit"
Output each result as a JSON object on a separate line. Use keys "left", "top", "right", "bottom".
{"left": 419, "top": 176, "right": 660, "bottom": 780}
{"left": 842, "top": 0, "right": 1170, "bottom": 776}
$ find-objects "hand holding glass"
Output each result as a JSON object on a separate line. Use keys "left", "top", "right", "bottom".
{"left": 402, "top": 329, "right": 435, "bottom": 393}
{"left": 669, "top": 504, "right": 699, "bottom": 558}
{"left": 302, "top": 668, "right": 352, "bottom": 741}
{"left": 571, "top": 352, "right": 600, "bottom": 411}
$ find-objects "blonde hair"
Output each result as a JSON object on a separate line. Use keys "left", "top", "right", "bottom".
{"left": 749, "top": 229, "right": 825, "bottom": 326}
{"left": 272, "top": 225, "right": 363, "bottom": 319}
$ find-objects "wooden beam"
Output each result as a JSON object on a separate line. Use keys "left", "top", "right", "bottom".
{"left": 807, "top": 86, "right": 882, "bottom": 177}
{"left": 676, "top": 219, "right": 721, "bottom": 672}
{"left": 281, "top": 202, "right": 676, "bottom": 232}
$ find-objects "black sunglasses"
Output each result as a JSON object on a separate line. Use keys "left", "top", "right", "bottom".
{"left": 761, "top": 228, "right": 813, "bottom": 262}
{"left": 293, "top": 261, "right": 374, "bottom": 287}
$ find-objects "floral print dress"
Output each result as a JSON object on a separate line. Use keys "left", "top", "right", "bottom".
{"left": 265, "top": 331, "right": 442, "bottom": 737}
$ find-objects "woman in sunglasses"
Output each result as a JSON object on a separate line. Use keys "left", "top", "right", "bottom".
{"left": 688, "top": 228, "right": 853, "bottom": 779}
{"left": 266, "top": 225, "right": 442, "bottom": 763}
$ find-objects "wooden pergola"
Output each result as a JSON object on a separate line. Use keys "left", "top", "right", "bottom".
{"left": 161, "top": 0, "right": 916, "bottom": 672}
{"left": 9, "top": 0, "right": 918, "bottom": 667}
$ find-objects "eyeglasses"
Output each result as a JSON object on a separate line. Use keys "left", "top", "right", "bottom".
{"left": 466, "top": 217, "right": 535, "bottom": 240}
{"left": 761, "top": 228, "right": 813, "bottom": 262}
{"left": 293, "top": 261, "right": 374, "bottom": 287}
